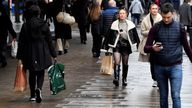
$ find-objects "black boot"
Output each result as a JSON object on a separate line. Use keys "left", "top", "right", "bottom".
{"left": 113, "top": 65, "right": 120, "bottom": 86}
{"left": 122, "top": 65, "right": 128, "bottom": 86}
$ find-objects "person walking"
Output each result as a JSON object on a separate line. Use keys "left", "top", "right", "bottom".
{"left": 138, "top": 3, "right": 162, "bottom": 87}
{"left": 88, "top": 1, "right": 102, "bottom": 58}
{"left": 16, "top": 5, "right": 57, "bottom": 103}
{"left": 144, "top": 3, "right": 192, "bottom": 108}
{"left": 53, "top": 0, "right": 72, "bottom": 55}
{"left": 0, "top": 2, "right": 17, "bottom": 68}
{"left": 128, "top": 0, "right": 144, "bottom": 26}
{"left": 100, "top": 0, "right": 118, "bottom": 51}
{"left": 71, "top": 0, "right": 89, "bottom": 44}
{"left": 179, "top": 0, "right": 191, "bottom": 34}
{"left": 104, "top": 8, "right": 140, "bottom": 87}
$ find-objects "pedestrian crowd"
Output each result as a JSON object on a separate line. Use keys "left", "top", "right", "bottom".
{"left": 1, "top": 0, "right": 192, "bottom": 107}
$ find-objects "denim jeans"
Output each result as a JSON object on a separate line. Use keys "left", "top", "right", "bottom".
{"left": 155, "top": 64, "right": 182, "bottom": 108}
{"left": 131, "top": 13, "right": 141, "bottom": 26}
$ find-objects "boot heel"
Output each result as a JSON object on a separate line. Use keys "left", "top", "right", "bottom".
{"left": 113, "top": 79, "right": 119, "bottom": 86}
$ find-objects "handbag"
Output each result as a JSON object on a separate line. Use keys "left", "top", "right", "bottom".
{"left": 62, "top": 12, "right": 75, "bottom": 25}
{"left": 56, "top": 38, "right": 63, "bottom": 51}
{"left": 14, "top": 61, "right": 27, "bottom": 92}
{"left": 100, "top": 55, "right": 113, "bottom": 75}
{"left": 47, "top": 62, "right": 65, "bottom": 95}
{"left": 56, "top": 4, "right": 75, "bottom": 25}
{"left": 11, "top": 40, "right": 18, "bottom": 58}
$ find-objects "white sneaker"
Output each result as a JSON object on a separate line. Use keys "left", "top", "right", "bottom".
{"left": 152, "top": 81, "right": 158, "bottom": 87}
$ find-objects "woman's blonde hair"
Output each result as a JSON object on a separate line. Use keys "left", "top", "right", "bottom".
{"left": 89, "top": 2, "right": 101, "bottom": 22}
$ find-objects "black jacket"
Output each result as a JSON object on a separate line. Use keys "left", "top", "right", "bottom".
{"left": 0, "top": 4, "right": 16, "bottom": 43}
{"left": 17, "top": 17, "right": 57, "bottom": 71}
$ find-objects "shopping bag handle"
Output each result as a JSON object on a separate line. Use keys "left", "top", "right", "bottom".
{"left": 54, "top": 59, "right": 57, "bottom": 65}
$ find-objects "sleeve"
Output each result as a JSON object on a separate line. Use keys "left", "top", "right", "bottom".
{"left": 181, "top": 25, "right": 192, "bottom": 62}
{"left": 140, "top": 19, "right": 149, "bottom": 37}
{"left": 144, "top": 26, "right": 156, "bottom": 53}
{"left": 5, "top": 13, "right": 17, "bottom": 38}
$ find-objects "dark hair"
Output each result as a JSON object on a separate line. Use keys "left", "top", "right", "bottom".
{"left": 160, "top": 3, "right": 174, "bottom": 14}
{"left": 28, "top": 5, "right": 40, "bottom": 17}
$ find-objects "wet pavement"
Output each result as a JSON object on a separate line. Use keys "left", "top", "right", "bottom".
{"left": 0, "top": 16, "right": 192, "bottom": 108}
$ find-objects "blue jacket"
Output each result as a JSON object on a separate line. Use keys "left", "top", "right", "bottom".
{"left": 101, "top": 7, "right": 118, "bottom": 36}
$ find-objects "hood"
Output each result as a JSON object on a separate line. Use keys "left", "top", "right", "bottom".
{"left": 27, "top": 17, "right": 46, "bottom": 39}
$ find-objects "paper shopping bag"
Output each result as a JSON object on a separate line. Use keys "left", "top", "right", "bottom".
{"left": 56, "top": 38, "right": 63, "bottom": 51}
{"left": 100, "top": 55, "right": 113, "bottom": 75}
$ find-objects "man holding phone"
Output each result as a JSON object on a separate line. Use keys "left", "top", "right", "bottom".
{"left": 144, "top": 3, "right": 192, "bottom": 108}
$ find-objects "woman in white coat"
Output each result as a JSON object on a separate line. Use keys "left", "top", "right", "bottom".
{"left": 107, "top": 7, "right": 140, "bottom": 87}
{"left": 138, "top": 3, "right": 162, "bottom": 87}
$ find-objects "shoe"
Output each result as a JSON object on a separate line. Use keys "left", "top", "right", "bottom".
{"left": 113, "top": 79, "right": 119, "bottom": 87}
{"left": 152, "top": 81, "right": 158, "bottom": 87}
{"left": 29, "top": 97, "right": 36, "bottom": 101}
{"left": 35, "top": 88, "right": 42, "bottom": 103}
{"left": 58, "top": 51, "right": 62, "bottom": 55}
{"left": 64, "top": 49, "right": 68, "bottom": 54}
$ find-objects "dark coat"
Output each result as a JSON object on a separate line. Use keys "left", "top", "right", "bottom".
{"left": 71, "top": 0, "right": 89, "bottom": 25}
{"left": 17, "top": 17, "right": 57, "bottom": 71}
{"left": 54, "top": 3, "right": 72, "bottom": 39}
{"left": 0, "top": 4, "right": 16, "bottom": 43}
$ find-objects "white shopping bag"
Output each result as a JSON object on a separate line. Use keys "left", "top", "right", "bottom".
{"left": 11, "top": 40, "right": 18, "bottom": 58}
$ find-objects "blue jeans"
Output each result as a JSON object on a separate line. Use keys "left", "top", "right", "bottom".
{"left": 155, "top": 64, "right": 182, "bottom": 108}
{"left": 131, "top": 13, "right": 141, "bottom": 26}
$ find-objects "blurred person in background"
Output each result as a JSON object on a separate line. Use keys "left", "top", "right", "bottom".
{"left": 0, "top": 2, "right": 17, "bottom": 68}
{"left": 138, "top": 3, "right": 162, "bottom": 87}
{"left": 88, "top": 1, "right": 102, "bottom": 58}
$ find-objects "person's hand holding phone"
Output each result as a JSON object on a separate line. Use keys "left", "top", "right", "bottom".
{"left": 153, "top": 42, "right": 163, "bottom": 52}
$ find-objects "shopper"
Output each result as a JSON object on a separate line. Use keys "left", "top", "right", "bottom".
{"left": 17, "top": 5, "right": 57, "bottom": 103}
{"left": 104, "top": 7, "right": 140, "bottom": 86}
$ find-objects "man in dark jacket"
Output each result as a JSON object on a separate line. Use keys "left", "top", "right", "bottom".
{"left": 72, "top": 0, "right": 89, "bottom": 44}
{"left": 0, "top": 2, "right": 17, "bottom": 67}
{"left": 101, "top": 0, "right": 118, "bottom": 52}
{"left": 144, "top": 3, "right": 192, "bottom": 108}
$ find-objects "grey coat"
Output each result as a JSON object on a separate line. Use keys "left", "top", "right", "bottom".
{"left": 179, "top": 3, "right": 191, "bottom": 26}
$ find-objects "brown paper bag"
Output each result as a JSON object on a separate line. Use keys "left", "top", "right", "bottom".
{"left": 14, "top": 64, "right": 27, "bottom": 92}
{"left": 100, "top": 55, "right": 113, "bottom": 75}
{"left": 56, "top": 38, "right": 63, "bottom": 51}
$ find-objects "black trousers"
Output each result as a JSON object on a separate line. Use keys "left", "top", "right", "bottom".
{"left": 149, "top": 54, "right": 156, "bottom": 81}
{"left": 0, "top": 42, "right": 7, "bottom": 64}
{"left": 78, "top": 23, "right": 87, "bottom": 42}
{"left": 91, "top": 32, "right": 102, "bottom": 55}
{"left": 29, "top": 69, "right": 45, "bottom": 97}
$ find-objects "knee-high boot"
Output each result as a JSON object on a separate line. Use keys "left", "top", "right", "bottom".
{"left": 122, "top": 65, "right": 128, "bottom": 86}
{"left": 113, "top": 65, "right": 120, "bottom": 86}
